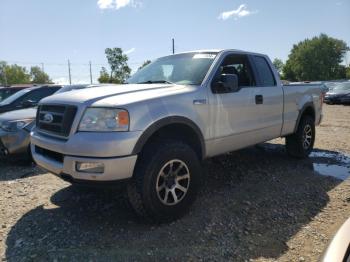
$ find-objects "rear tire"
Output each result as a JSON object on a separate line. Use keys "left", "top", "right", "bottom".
{"left": 286, "top": 115, "right": 315, "bottom": 158}
{"left": 127, "top": 140, "right": 201, "bottom": 223}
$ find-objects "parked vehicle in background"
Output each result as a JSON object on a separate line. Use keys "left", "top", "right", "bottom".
{"left": 321, "top": 217, "right": 350, "bottom": 262}
{"left": 0, "top": 84, "right": 97, "bottom": 159}
{"left": 0, "top": 85, "right": 32, "bottom": 102}
{"left": 0, "top": 85, "right": 61, "bottom": 114}
{"left": 324, "top": 81, "right": 350, "bottom": 104}
{"left": 31, "top": 49, "right": 324, "bottom": 222}
{"left": 0, "top": 108, "right": 36, "bottom": 158}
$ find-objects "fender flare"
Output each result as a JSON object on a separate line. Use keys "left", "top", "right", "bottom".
{"left": 293, "top": 102, "right": 315, "bottom": 133}
{"left": 132, "top": 116, "right": 206, "bottom": 158}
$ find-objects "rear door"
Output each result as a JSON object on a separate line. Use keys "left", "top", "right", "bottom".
{"left": 249, "top": 55, "right": 284, "bottom": 140}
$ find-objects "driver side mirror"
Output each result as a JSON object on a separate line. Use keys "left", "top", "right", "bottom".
{"left": 212, "top": 74, "right": 240, "bottom": 94}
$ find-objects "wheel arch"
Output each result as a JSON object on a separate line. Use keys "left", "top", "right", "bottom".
{"left": 293, "top": 102, "right": 315, "bottom": 133}
{"left": 132, "top": 116, "right": 206, "bottom": 160}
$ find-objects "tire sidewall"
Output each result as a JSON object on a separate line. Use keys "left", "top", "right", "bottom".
{"left": 297, "top": 116, "right": 315, "bottom": 156}
{"left": 140, "top": 142, "right": 201, "bottom": 220}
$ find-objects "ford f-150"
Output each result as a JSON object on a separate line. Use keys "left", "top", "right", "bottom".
{"left": 30, "top": 50, "right": 324, "bottom": 222}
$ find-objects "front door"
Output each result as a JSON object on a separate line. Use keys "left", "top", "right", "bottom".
{"left": 207, "top": 54, "right": 283, "bottom": 156}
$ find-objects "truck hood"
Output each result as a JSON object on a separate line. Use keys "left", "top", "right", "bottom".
{"left": 40, "top": 84, "right": 197, "bottom": 107}
{"left": 0, "top": 108, "right": 37, "bottom": 121}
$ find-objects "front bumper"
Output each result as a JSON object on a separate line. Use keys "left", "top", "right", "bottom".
{"left": 30, "top": 129, "right": 141, "bottom": 182}
{"left": 0, "top": 129, "right": 30, "bottom": 156}
{"left": 31, "top": 143, "right": 137, "bottom": 181}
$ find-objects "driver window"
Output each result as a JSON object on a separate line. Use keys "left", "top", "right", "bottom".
{"left": 216, "top": 54, "right": 256, "bottom": 87}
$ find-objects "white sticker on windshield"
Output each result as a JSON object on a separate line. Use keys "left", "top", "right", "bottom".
{"left": 193, "top": 54, "right": 216, "bottom": 59}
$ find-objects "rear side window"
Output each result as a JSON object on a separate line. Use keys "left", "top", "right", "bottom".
{"left": 254, "top": 56, "right": 276, "bottom": 86}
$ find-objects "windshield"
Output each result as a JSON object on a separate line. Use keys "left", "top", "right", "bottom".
{"left": 127, "top": 52, "right": 217, "bottom": 85}
{"left": 0, "top": 89, "right": 31, "bottom": 106}
{"left": 0, "top": 89, "right": 18, "bottom": 102}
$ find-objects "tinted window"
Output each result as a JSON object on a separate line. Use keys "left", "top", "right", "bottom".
{"left": 0, "top": 89, "right": 18, "bottom": 102}
{"left": 215, "top": 54, "right": 256, "bottom": 87}
{"left": 0, "top": 89, "right": 31, "bottom": 105}
{"left": 19, "top": 88, "right": 58, "bottom": 104}
{"left": 254, "top": 56, "right": 276, "bottom": 86}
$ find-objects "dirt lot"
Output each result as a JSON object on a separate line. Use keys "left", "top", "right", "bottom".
{"left": 0, "top": 104, "right": 349, "bottom": 262}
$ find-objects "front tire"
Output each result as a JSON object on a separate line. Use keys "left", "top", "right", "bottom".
{"left": 286, "top": 115, "right": 315, "bottom": 158}
{"left": 127, "top": 140, "right": 201, "bottom": 223}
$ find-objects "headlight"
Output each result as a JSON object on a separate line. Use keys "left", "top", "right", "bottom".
{"left": 78, "top": 108, "right": 129, "bottom": 132}
{"left": 0, "top": 119, "right": 34, "bottom": 132}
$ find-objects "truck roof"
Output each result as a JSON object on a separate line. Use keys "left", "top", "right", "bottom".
{"left": 174, "top": 49, "right": 268, "bottom": 57}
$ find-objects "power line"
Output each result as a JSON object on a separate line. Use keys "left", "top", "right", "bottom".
{"left": 4, "top": 60, "right": 144, "bottom": 66}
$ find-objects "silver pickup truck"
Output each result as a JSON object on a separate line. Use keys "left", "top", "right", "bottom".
{"left": 31, "top": 49, "right": 324, "bottom": 222}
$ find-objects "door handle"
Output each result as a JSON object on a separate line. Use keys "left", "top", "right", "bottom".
{"left": 193, "top": 99, "right": 207, "bottom": 105}
{"left": 255, "top": 95, "right": 263, "bottom": 104}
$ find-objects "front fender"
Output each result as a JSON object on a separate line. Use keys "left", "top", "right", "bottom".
{"left": 131, "top": 116, "right": 206, "bottom": 158}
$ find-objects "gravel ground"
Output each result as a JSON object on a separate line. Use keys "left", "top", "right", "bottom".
{"left": 0, "top": 104, "right": 349, "bottom": 262}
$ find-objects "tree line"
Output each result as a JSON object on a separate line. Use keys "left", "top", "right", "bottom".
{"left": 273, "top": 34, "right": 350, "bottom": 81}
{"left": 0, "top": 62, "right": 51, "bottom": 86}
{"left": 1, "top": 33, "right": 349, "bottom": 86}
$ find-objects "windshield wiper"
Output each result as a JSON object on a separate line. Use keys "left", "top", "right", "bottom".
{"left": 137, "top": 80, "right": 175, "bottom": 85}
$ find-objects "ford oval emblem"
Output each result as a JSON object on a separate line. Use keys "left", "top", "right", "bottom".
{"left": 43, "top": 113, "right": 54, "bottom": 123}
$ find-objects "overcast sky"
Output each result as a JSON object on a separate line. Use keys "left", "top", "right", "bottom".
{"left": 0, "top": 0, "right": 349, "bottom": 84}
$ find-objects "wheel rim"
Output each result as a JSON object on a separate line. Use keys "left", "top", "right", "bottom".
{"left": 302, "top": 124, "right": 312, "bottom": 150}
{"left": 156, "top": 159, "right": 190, "bottom": 206}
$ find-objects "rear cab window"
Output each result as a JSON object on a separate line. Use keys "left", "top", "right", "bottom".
{"left": 253, "top": 56, "right": 276, "bottom": 87}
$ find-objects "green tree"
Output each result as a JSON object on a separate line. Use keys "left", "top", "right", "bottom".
{"left": 138, "top": 60, "right": 151, "bottom": 71}
{"left": 98, "top": 67, "right": 110, "bottom": 83}
{"left": 272, "top": 58, "right": 284, "bottom": 75}
{"left": 346, "top": 66, "right": 350, "bottom": 79}
{"left": 283, "top": 34, "right": 349, "bottom": 81}
{"left": 104, "top": 47, "right": 131, "bottom": 83}
{"left": 0, "top": 61, "right": 31, "bottom": 86}
{"left": 30, "top": 66, "right": 51, "bottom": 84}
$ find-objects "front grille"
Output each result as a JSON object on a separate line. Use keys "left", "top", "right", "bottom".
{"left": 35, "top": 146, "right": 64, "bottom": 163}
{"left": 36, "top": 105, "right": 77, "bottom": 137}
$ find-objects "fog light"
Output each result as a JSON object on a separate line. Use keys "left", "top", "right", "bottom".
{"left": 76, "top": 162, "right": 104, "bottom": 173}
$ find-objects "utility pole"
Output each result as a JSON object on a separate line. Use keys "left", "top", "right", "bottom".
{"left": 89, "top": 61, "right": 93, "bottom": 84}
{"left": 172, "top": 38, "right": 175, "bottom": 54}
{"left": 41, "top": 63, "right": 44, "bottom": 72}
{"left": 68, "top": 59, "right": 72, "bottom": 85}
